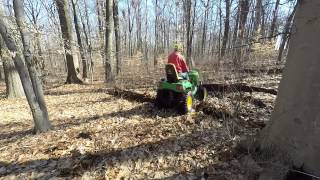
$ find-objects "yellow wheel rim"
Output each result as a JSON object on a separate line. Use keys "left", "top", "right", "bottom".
{"left": 187, "top": 95, "right": 193, "bottom": 110}
{"left": 204, "top": 89, "right": 208, "bottom": 100}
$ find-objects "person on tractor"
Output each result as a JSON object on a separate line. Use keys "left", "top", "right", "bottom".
{"left": 168, "top": 43, "right": 189, "bottom": 79}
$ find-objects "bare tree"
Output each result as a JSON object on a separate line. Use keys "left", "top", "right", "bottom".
{"left": 233, "top": 0, "right": 249, "bottom": 65}
{"left": 55, "top": 0, "right": 83, "bottom": 84}
{"left": 105, "top": 0, "right": 114, "bottom": 82}
{"left": 269, "top": 0, "right": 280, "bottom": 40}
{"left": 113, "top": 0, "right": 121, "bottom": 75}
{"left": 154, "top": 0, "right": 158, "bottom": 66}
{"left": 71, "top": 0, "right": 88, "bottom": 81}
{"left": 0, "top": 0, "right": 52, "bottom": 132}
{"left": 2, "top": 57, "right": 24, "bottom": 98}
{"left": 221, "top": 0, "right": 231, "bottom": 57}
{"left": 200, "top": 0, "right": 210, "bottom": 55}
{"left": 184, "top": 0, "right": 192, "bottom": 66}
{"left": 277, "top": 3, "right": 297, "bottom": 62}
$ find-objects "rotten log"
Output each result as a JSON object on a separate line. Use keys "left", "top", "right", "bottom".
{"left": 240, "top": 67, "right": 283, "bottom": 75}
{"left": 107, "top": 88, "right": 154, "bottom": 103}
{"left": 202, "top": 83, "right": 277, "bottom": 95}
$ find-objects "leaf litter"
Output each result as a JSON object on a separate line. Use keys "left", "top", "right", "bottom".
{"left": 0, "top": 74, "right": 280, "bottom": 179}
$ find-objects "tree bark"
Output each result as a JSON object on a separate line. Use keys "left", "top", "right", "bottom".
{"left": 113, "top": 0, "right": 121, "bottom": 75}
{"left": 261, "top": 0, "right": 320, "bottom": 176}
{"left": 96, "top": 0, "right": 105, "bottom": 64}
{"left": 153, "top": 0, "right": 158, "bottom": 66}
{"left": 0, "top": 1, "right": 52, "bottom": 133}
{"left": 221, "top": 0, "right": 230, "bottom": 57}
{"left": 233, "top": 0, "right": 249, "bottom": 65}
{"left": 71, "top": 0, "right": 88, "bottom": 81}
{"left": 2, "top": 58, "right": 24, "bottom": 98}
{"left": 184, "top": 0, "right": 192, "bottom": 66}
{"left": 269, "top": 0, "right": 280, "bottom": 40}
{"left": 13, "top": 0, "right": 51, "bottom": 132}
{"left": 55, "top": 0, "right": 83, "bottom": 84}
{"left": 253, "top": 0, "right": 263, "bottom": 35}
{"left": 105, "top": 0, "right": 114, "bottom": 82}
{"left": 277, "top": 3, "right": 297, "bottom": 62}
{"left": 0, "top": 30, "right": 24, "bottom": 98}
{"left": 82, "top": 0, "right": 93, "bottom": 82}
{"left": 200, "top": 0, "right": 210, "bottom": 55}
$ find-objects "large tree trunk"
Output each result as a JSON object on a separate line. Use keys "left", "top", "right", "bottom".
{"left": 55, "top": 0, "right": 83, "bottom": 84}
{"left": 13, "top": 0, "right": 51, "bottom": 132}
{"left": 113, "top": 0, "right": 121, "bottom": 75}
{"left": 0, "top": 1, "right": 52, "bottom": 133}
{"left": 260, "top": 0, "right": 320, "bottom": 176}
{"left": 2, "top": 59, "right": 24, "bottom": 98}
{"left": 221, "top": 0, "right": 230, "bottom": 57}
{"left": 105, "top": 0, "right": 114, "bottom": 82}
{"left": 71, "top": 0, "right": 88, "bottom": 81}
{"left": 0, "top": 28, "right": 24, "bottom": 98}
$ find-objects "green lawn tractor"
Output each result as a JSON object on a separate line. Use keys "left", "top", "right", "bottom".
{"left": 155, "top": 63, "right": 208, "bottom": 114}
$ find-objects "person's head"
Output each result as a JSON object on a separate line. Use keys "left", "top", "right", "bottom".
{"left": 173, "top": 43, "right": 183, "bottom": 52}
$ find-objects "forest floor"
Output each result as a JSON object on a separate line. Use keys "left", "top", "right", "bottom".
{"left": 0, "top": 68, "right": 282, "bottom": 179}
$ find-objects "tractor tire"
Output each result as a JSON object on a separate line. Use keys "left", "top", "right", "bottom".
{"left": 177, "top": 91, "right": 193, "bottom": 114}
{"left": 196, "top": 86, "right": 208, "bottom": 101}
{"left": 155, "top": 89, "right": 174, "bottom": 108}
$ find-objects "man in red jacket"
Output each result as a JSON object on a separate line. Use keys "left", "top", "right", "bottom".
{"left": 168, "top": 43, "right": 189, "bottom": 79}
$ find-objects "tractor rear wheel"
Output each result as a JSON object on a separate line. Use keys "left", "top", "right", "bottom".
{"left": 177, "top": 91, "right": 193, "bottom": 114}
{"left": 196, "top": 85, "right": 208, "bottom": 101}
{"left": 155, "top": 89, "right": 174, "bottom": 108}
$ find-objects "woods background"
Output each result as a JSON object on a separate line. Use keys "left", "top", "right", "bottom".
{"left": 0, "top": 0, "right": 296, "bottom": 86}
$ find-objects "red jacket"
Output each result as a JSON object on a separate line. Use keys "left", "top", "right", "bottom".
{"left": 168, "top": 52, "right": 189, "bottom": 73}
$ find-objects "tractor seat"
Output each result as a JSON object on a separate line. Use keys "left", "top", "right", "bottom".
{"left": 165, "top": 63, "right": 182, "bottom": 83}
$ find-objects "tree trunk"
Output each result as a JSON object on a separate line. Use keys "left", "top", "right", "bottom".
{"left": 82, "top": 0, "right": 94, "bottom": 82}
{"left": 55, "top": 0, "right": 83, "bottom": 84}
{"left": 127, "top": 0, "right": 133, "bottom": 56}
{"left": 201, "top": 0, "right": 210, "bottom": 55}
{"left": 153, "top": 0, "right": 158, "bottom": 66}
{"left": 96, "top": 0, "right": 105, "bottom": 64}
{"left": 13, "top": 0, "right": 51, "bottom": 131}
{"left": 136, "top": 1, "right": 142, "bottom": 52}
{"left": 2, "top": 59, "right": 24, "bottom": 98}
{"left": 0, "top": 26, "right": 24, "bottom": 98}
{"left": 233, "top": 0, "right": 249, "bottom": 65}
{"left": 113, "top": 0, "right": 121, "bottom": 75}
{"left": 277, "top": 4, "right": 297, "bottom": 62}
{"left": 221, "top": 0, "right": 230, "bottom": 57}
{"left": 184, "top": 0, "right": 192, "bottom": 66}
{"left": 253, "top": 0, "right": 262, "bottom": 35}
{"left": 0, "top": 1, "right": 52, "bottom": 133}
{"left": 71, "top": 0, "right": 88, "bottom": 81}
{"left": 269, "top": 0, "right": 280, "bottom": 40}
{"left": 260, "top": 0, "right": 320, "bottom": 176}
{"left": 105, "top": 0, "right": 114, "bottom": 82}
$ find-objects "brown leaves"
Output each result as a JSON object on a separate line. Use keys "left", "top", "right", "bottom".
{"left": 0, "top": 79, "right": 277, "bottom": 179}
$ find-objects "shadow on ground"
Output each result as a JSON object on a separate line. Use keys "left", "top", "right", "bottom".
{"left": 1, "top": 126, "right": 232, "bottom": 179}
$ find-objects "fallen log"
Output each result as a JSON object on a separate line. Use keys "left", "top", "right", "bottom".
{"left": 107, "top": 88, "right": 154, "bottom": 103}
{"left": 202, "top": 83, "right": 277, "bottom": 95}
{"left": 240, "top": 67, "right": 283, "bottom": 75}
